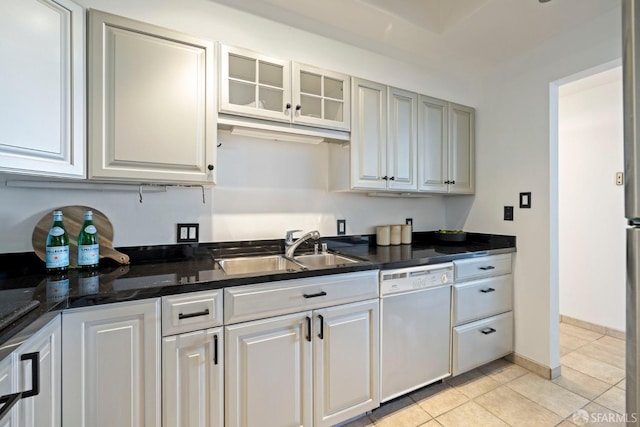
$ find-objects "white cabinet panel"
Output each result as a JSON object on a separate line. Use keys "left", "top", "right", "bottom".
{"left": 0, "top": 0, "right": 84, "bottom": 178}
{"left": 350, "top": 78, "right": 387, "bottom": 190}
{"left": 15, "top": 317, "right": 61, "bottom": 427}
{"left": 448, "top": 103, "right": 475, "bottom": 194}
{"left": 418, "top": 95, "right": 448, "bottom": 192}
{"left": 89, "top": 10, "right": 216, "bottom": 184}
{"left": 62, "top": 299, "right": 161, "bottom": 427}
{"left": 314, "top": 299, "right": 379, "bottom": 427}
{"left": 387, "top": 88, "right": 418, "bottom": 191}
{"left": 225, "top": 312, "right": 312, "bottom": 427}
{"left": 163, "top": 328, "right": 223, "bottom": 427}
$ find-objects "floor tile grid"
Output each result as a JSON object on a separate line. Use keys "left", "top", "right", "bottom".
{"left": 343, "top": 322, "right": 626, "bottom": 427}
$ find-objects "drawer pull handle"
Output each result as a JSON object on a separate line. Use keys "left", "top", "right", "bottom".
{"left": 318, "top": 314, "right": 324, "bottom": 340}
{"left": 305, "top": 316, "right": 312, "bottom": 342}
{"left": 0, "top": 352, "right": 40, "bottom": 421}
{"left": 303, "top": 291, "right": 327, "bottom": 299}
{"left": 479, "top": 266, "right": 496, "bottom": 271}
{"left": 481, "top": 328, "right": 497, "bottom": 335}
{"left": 178, "top": 308, "right": 210, "bottom": 320}
{"left": 480, "top": 288, "right": 496, "bottom": 293}
{"left": 213, "top": 334, "right": 219, "bottom": 365}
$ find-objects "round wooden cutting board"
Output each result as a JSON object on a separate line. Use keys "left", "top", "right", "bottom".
{"left": 32, "top": 206, "right": 130, "bottom": 268}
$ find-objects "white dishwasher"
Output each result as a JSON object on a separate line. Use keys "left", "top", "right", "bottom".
{"left": 380, "top": 263, "right": 453, "bottom": 402}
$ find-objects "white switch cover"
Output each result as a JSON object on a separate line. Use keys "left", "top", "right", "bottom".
{"left": 180, "top": 226, "right": 188, "bottom": 239}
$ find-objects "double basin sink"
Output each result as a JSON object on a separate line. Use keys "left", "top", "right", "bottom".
{"left": 217, "top": 253, "right": 359, "bottom": 276}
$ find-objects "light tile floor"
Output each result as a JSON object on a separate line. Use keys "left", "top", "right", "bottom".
{"left": 343, "top": 322, "right": 627, "bottom": 427}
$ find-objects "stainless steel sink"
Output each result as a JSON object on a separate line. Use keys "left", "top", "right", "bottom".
{"left": 294, "top": 253, "right": 359, "bottom": 268}
{"left": 217, "top": 255, "right": 303, "bottom": 275}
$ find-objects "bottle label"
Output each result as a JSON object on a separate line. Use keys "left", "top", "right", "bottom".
{"left": 84, "top": 225, "right": 97, "bottom": 234}
{"left": 46, "top": 246, "right": 69, "bottom": 268}
{"left": 49, "top": 226, "right": 65, "bottom": 237}
{"left": 78, "top": 244, "right": 100, "bottom": 266}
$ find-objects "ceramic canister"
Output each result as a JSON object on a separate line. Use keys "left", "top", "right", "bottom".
{"left": 401, "top": 224, "right": 412, "bottom": 244}
{"left": 376, "top": 226, "right": 390, "bottom": 246}
{"left": 390, "top": 225, "right": 402, "bottom": 245}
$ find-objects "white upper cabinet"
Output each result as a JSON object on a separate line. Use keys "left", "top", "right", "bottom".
{"left": 448, "top": 103, "right": 475, "bottom": 194}
{"left": 0, "top": 0, "right": 85, "bottom": 178}
{"left": 387, "top": 87, "right": 418, "bottom": 191}
{"left": 219, "top": 45, "right": 351, "bottom": 132}
{"left": 418, "top": 96, "right": 475, "bottom": 194}
{"left": 418, "top": 95, "right": 448, "bottom": 192}
{"left": 349, "top": 78, "right": 387, "bottom": 190}
{"left": 330, "top": 79, "right": 417, "bottom": 192}
{"left": 88, "top": 10, "right": 216, "bottom": 184}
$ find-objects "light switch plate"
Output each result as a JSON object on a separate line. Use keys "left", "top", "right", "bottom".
{"left": 177, "top": 223, "right": 199, "bottom": 243}
{"left": 519, "top": 192, "right": 531, "bottom": 208}
{"left": 337, "top": 219, "right": 346, "bottom": 235}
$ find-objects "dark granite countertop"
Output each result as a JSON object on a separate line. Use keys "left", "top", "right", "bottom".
{"left": 0, "top": 231, "right": 515, "bottom": 354}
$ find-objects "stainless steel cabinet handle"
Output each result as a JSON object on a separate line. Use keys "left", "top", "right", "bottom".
{"left": 481, "top": 328, "right": 497, "bottom": 335}
{"left": 178, "top": 308, "right": 210, "bottom": 320}
{"left": 303, "top": 291, "right": 327, "bottom": 299}
{"left": 480, "top": 288, "right": 496, "bottom": 293}
{"left": 479, "top": 266, "right": 496, "bottom": 271}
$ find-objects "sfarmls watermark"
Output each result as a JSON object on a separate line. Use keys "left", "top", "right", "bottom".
{"left": 572, "top": 409, "right": 638, "bottom": 425}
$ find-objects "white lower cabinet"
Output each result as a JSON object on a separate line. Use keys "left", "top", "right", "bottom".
{"left": 62, "top": 299, "right": 161, "bottom": 427}
{"left": 0, "top": 315, "right": 61, "bottom": 427}
{"left": 313, "top": 300, "right": 379, "bottom": 427}
{"left": 224, "top": 271, "right": 380, "bottom": 427}
{"left": 163, "top": 328, "right": 223, "bottom": 427}
{"left": 161, "top": 290, "right": 224, "bottom": 427}
{"left": 226, "top": 312, "right": 313, "bottom": 427}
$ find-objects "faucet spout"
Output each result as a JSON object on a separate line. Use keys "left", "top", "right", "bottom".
{"left": 284, "top": 230, "right": 320, "bottom": 258}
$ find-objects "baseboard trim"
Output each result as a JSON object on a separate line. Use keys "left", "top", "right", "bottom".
{"left": 505, "top": 353, "right": 561, "bottom": 380}
{"left": 560, "top": 315, "right": 625, "bottom": 340}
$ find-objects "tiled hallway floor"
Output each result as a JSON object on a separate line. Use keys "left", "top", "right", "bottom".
{"left": 344, "top": 322, "right": 626, "bottom": 427}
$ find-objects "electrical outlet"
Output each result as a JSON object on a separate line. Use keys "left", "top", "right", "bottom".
{"left": 177, "top": 223, "right": 199, "bottom": 243}
{"left": 504, "top": 206, "right": 514, "bottom": 221}
{"left": 405, "top": 218, "right": 413, "bottom": 227}
{"left": 337, "top": 219, "right": 346, "bottom": 235}
{"left": 616, "top": 172, "right": 624, "bottom": 186}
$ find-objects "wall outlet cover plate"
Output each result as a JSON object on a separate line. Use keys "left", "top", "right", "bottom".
{"left": 504, "top": 206, "right": 514, "bottom": 221}
{"left": 177, "top": 223, "right": 199, "bottom": 243}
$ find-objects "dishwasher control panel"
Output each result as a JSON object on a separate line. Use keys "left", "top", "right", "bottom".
{"left": 380, "top": 263, "right": 453, "bottom": 295}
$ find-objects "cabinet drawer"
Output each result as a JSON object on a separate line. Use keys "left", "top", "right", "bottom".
{"left": 454, "top": 254, "right": 511, "bottom": 282}
{"left": 452, "top": 311, "right": 513, "bottom": 376}
{"left": 224, "top": 270, "right": 379, "bottom": 324}
{"left": 162, "top": 290, "right": 223, "bottom": 336}
{"left": 453, "top": 274, "right": 513, "bottom": 325}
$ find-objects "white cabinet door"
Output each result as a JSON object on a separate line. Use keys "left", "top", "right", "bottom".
{"left": 293, "top": 64, "right": 351, "bottom": 131}
{"left": 313, "top": 300, "right": 379, "bottom": 427}
{"left": 0, "top": 351, "right": 14, "bottom": 427}
{"left": 88, "top": 11, "right": 216, "bottom": 184}
{"left": 62, "top": 299, "right": 161, "bottom": 427}
{"left": 225, "top": 312, "right": 312, "bottom": 427}
{"left": 15, "top": 316, "right": 61, "bottom": 427}
{"left": 163, "top": 328, "right": 223, "bottom": 427}
{"left": 418, "top": 95, "right": 448, "bottom": 192}
{"left": 0, "top": 0, "right": 84, "bottom": 178}
{"left": 387, "top": 87, "right": 418, "bottom": 191}
{"left": 350, "top": 78, "right": 387, "bottom": 190}
{"left": 219, "top": 45, "right": 292, "bottom": 123}
{"left": 448, "top": 103, "right": 475, "bottom": 194}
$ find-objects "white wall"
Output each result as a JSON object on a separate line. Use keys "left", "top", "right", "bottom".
{"left": 558, "top": 68, "right": 625, "bottom": 332}
{"left": 0, "top": 0, "right": 469, "bottom": 253}
{"left": 464, "top": 7, "right": 622, "bottom": 370}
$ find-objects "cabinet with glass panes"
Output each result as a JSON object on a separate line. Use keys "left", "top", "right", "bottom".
{"left": 219, "top": 45, "right": 350, "bottom": 131}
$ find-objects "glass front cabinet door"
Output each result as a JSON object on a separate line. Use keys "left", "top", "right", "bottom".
{"left": 219, "top": 45, "right": 350, "bottom": 131}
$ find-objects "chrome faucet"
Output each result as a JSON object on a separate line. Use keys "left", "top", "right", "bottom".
{"left": 285, "top": 229, "right": 320, "bottom": 258}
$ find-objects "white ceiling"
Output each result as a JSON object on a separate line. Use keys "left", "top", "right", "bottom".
{"left": 209, "top": 0, "right": 619, "bottom": 74}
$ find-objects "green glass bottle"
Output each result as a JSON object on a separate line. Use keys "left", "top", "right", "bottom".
{"left": 45, "top": 210, "right": 69, "bottom": 272}
{"left": 77, "top": 210, "right": 100, "bottom": 269}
